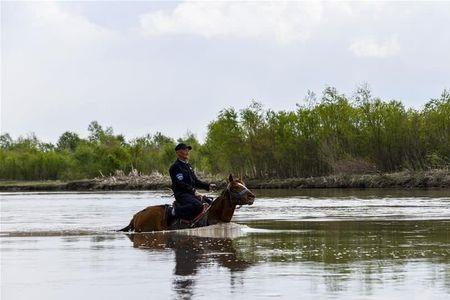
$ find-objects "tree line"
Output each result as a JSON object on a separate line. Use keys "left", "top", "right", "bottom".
{"left": 1, "top": 87, "right": 449, "bottom": 180}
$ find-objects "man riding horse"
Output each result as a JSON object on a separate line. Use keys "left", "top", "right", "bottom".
{"left": 118, "top": 144, "right": 255, "bottom": 232}
{"left": 169, "top": 143, "right": 216, "bottom": 220}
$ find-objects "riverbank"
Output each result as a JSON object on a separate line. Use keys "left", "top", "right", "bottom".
{"left": 0, "top": 169, "right": 449, "bottom": 192}
{"left": 245, "top": 169, "right": 450, "bottom": 189}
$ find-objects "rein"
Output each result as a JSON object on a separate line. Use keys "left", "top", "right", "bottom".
{"left": 190, "top": 183, "right": 250, "bottom": 227}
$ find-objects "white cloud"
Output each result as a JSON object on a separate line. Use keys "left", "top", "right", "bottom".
{"left": 3, "top": 1, "right": 449, "bottom": 143}
{"left": 2, "top": 2, "right": 120, "bottom": 140}
{"left": 139, "top": 1, "right": 323, "bottom": 44}
{"left": 349, "top": 36, "right": 401, "bottom": 58}
{"left": 23, "top": 2, "right": 117, "bottom": 52}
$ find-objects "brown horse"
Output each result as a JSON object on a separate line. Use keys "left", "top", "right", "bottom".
{"left": 118, "top": 174, "right": 255, "bottom": 232}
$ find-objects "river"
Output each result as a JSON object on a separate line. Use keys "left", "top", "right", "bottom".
{"left": 1, "top": 189, "right": 449, "bottom": 299}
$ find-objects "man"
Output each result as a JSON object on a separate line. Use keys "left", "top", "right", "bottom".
{"left": 169, "top": 143, "right": 216, "bottom": 220}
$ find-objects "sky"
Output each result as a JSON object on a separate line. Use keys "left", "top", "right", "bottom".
{"left": 2, "top": 1, "right": 450, "bottom": 143}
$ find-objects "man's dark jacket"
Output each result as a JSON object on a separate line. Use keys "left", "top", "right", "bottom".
{"left": 169, "top": 159, "right": 210, "bottom": 197}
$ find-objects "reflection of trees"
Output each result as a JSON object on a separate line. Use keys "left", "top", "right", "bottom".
{"left": 237, "top": 220, "right": 450, "bottom": 263}
{"left": 125, "top": 219, "right": 450, "bottom": 296}
{"left": 235, "top": 219, "right": 450, "bottom": 293}
{"left": 127, "top": 233, "right": 254, "bottom": 299}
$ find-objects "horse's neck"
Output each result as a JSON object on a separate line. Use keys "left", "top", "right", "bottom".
{"left": 207, "top": 192, "right": 236, "bottom": 224}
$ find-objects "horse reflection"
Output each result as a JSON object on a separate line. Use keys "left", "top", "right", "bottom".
{"left": 127, "top": 232, "right": 253, "bottom": 298}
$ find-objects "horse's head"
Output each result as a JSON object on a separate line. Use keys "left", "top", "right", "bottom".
{"left": 226, "top": 174, "right": 255, "bottom": 206}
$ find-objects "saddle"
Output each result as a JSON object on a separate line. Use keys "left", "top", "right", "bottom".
{"left": 164, "top": 200, "right": 211, "bottom": 229}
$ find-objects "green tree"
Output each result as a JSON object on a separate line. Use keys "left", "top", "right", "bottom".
{"left": 57, "top": 132, "right": 81, "bottom": 152}
{"left": 0, "top": 133, "right": 12, "bottom": 149}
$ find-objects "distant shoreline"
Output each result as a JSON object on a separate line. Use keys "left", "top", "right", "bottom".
{"left": 0, "top": 169, "right": 448, "bottom": 192}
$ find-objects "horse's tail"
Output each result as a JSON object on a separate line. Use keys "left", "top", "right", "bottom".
{"left": 117, "top": 218, "right": 134, "bottom": 232}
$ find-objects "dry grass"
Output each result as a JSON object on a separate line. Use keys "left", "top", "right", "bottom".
{"left": 1, "top": 169, "right": 449, "bottom": 191}
{"left": 246, "top": 169, "right": 450, "bottom": 189}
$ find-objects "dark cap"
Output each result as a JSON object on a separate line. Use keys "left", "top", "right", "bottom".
{"left": 175, "top": 143, "right": 192, "bottom": 151}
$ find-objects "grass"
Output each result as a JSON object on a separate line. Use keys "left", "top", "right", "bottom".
{"left": 0, "top": 180, "right": 65, "bottom": 187}
{"left": 0, "top": 169, "right": 449, "bottom": 191}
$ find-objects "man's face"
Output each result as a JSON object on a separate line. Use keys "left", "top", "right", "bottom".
{"left": 176, "top": 148, "right": 190, "bottom": 160}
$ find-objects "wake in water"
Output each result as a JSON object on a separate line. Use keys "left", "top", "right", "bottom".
{"left": 0, "top": 230, "right": 118, "bottom": 237}
{"left": 0, "top": 223, "right": 251, "bottom": 238}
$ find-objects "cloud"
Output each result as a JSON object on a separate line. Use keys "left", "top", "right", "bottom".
{"left": 2, "top": 2, "right": 121, "bottom": 141}
{"left": 349, "top": 36, "right": 401, "bottom": 58}
{"left": 139, "top": 1, "right": 323, "bottom": 44}
{"left": 3, "top": 1, "right": 449, "bottom": 143}
{"left": 17, "top": 2, "right": 118, "bottom": 53}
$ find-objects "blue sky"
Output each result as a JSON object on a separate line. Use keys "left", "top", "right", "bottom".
{"left": 2, "top": 1, "right": 450, "bottom": 143}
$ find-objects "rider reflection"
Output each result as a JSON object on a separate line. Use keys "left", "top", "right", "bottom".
{"left": 126, "top": 233, "right": 253, "bottom": 298}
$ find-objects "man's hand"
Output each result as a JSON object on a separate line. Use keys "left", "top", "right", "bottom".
{"left": 194, "top": 191, "right": 204, "bottom": 200}
{"left": 209, "top": 183, "right": 217, "bottom": 190}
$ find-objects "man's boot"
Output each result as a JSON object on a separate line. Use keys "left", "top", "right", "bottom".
{"left": 165, "top": 204, "right": 176, "bottom": 226}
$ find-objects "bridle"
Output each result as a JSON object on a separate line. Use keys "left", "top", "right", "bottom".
{"left": 190, "top": 182, "right": 252, "bottom": 228}
{"left": 226, "top": 182, "right": 251, "bottom": 207}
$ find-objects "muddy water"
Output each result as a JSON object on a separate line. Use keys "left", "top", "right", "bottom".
{"left": 1, "top": 189, "right": 449, "bottom": 299}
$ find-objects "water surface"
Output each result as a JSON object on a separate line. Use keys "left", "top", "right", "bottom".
{"left": 1, "top": 189, "right": 449, "bottom": 299}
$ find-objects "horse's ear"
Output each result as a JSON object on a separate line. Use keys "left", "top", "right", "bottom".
{"left": 228, "top": 174, "right": 234, "bottom": 182}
